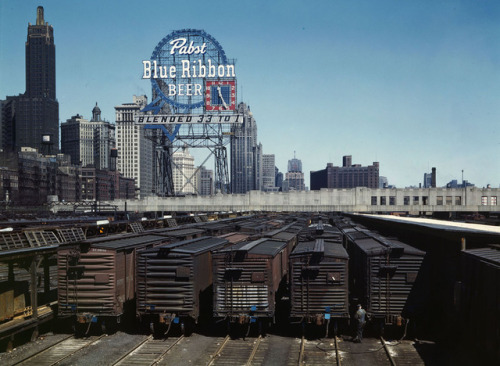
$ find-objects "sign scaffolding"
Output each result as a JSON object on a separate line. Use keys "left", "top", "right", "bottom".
{"left": 137, "top": 29, "right": 241, "bottom": 196}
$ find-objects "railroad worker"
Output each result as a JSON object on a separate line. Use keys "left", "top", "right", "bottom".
{"left": 353, "top": 304, "right": 366, "bottom": 343}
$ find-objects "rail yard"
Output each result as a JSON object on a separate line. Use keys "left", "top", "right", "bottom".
{"left": 0, "top": 212, "right": 499, "bottom": 365}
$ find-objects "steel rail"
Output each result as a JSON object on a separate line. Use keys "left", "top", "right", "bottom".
{"left": 110, "top": 334, "right": 153, "bottom": 366}
{"left": 245, "top": 335, "right": 262, "bottom": 366}
{"left": 151, "top": 335, "right": 184, "bottom": 365}
{"left": 298, "top": 335, "right": 305, "bottom": 365}
{"left": 16, "top": 335, "right": 105, "bottom": 366}
{"left": 12, "top": 334, "right": 74, "bottom": 365}
{"left": 381, "top": 336, "right": 397, "bottom": 366}
{"left": 207, "top": 335, "right": 230, "bottom": 366}
{"left": 334, "top": 335, "right": 341, "bottom": 366}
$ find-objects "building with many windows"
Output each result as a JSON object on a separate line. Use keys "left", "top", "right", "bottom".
{"left": 115, "top": 95, "right": 153, "bottom": 198}
{"left": 61, "top": 103, "right": 115, "bottom": 169}
{"left": 3, "top": 7, "right": 59, "bottom": 153}
{"left": 198, "top": 166, "right": 214, "bottom": 196}
{"left": 423, "top": 168, "right": 436, "bottom": 188}
{"left": 310, "top": 155, "right": 379, "bottom": 190}
{"left": 284, "top": 153, "right": 305, "bottom": 191}
{"left": 230, "top": 103, "right": 262, "bottom": 193}
{"left": 172, "top": 147, "right": 197, "bottom": 195}
{"left": 261, "top": 154, "right": 275, "bottom": 191}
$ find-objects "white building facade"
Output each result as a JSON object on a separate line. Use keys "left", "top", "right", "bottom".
{"left": 172, "top": 147, "right": 197, "bottom": 195}
{"left": 115, "top": 95, "right": 153, "bottom": 198}
{"left": 60, "top": 105, "right": 115, "bottom": 169}
{"left": 262, "top": 154, "right": 275, "bottom": 191}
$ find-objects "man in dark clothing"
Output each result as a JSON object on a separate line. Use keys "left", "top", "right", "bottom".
{"left": 353, "top": 304, "right": 366, "bottom": 342}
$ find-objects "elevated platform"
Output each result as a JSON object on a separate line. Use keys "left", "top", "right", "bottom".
{"left": 52, "top": 187, "right": 500, "bottom": 214}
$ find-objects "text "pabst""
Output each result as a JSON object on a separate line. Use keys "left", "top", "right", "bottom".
{"left": 170, "top": 38, "right": 207, "bottom": 55}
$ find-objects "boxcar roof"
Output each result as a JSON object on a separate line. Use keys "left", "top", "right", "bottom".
{"left": 169, "top": 237, "right": 228, "bottom": 254}
{"left": 463, "top": 246, "right": 500, "bottom": 267}
{"left": 142, "top": 236, "right": 228, "bottom": 255}
{"left": 215, "top": 238, "right": 289, "bottom": 257}
{"left": 217, "top": 232, "right": 250, "bottom": 244}
{"left": 354, "top": 237, "right": 425, "bottom": 257}
{"left": 270, "top": 231, "right": 297, "bottom": 241}
{"left": 292, "top": 240, "right": 348, "bottom": 259}
{"left": 92, "top": 234, "right": 167, "bottom": 250}
{"left": 245, "top": 239, "right": 289, "bottom": 256}
{"left": 154, "top": 227, "right": 205, "bottom": 237}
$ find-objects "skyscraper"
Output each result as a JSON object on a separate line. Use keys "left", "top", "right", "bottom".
{"left": 172, "top": 147, "right": 197, "bottom": 195}
{"left": 262, "top": 154, "right": 276, "bottom": 191}
{"left": 285, "top": 153, "right": 305, "bottom": 191}
{"left": 288, "top": 152, "right": 302, "bottom": 173}
{"left": 198, "top": 166, "right": 214, "bottom": 196}
{"left": 115, "top": 95, "right": 153, "bottom": 198}
{"left": 13, "top": 7, "right": 59, "bottom": 152}
{"left": 60, "top": 103, "right": 115, "bottom": 169}
{"left": 230, "top": 103, "right": 261, "bottom": 193}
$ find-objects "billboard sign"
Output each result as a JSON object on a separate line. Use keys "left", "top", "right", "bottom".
{"left": 137, "top": 29, "right": 240, "bottom": 123}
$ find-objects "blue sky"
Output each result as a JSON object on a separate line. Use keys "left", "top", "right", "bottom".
{"left": 1, "top": 0, "right": 499, "bottom": 188}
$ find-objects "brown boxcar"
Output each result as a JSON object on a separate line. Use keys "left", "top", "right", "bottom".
{"left": 299, "top": 220, "right": 343, "bottom": 242}
{"left": 217, "top": 232, "right": 251, "bottom": 244}
{"left": 136, "top": 236, "right": 229, "bottom": 335}
{"left": 459, "top": 246, "right": 500, "bottom": 365}
{"left": 57, "top": 233, "right": 170, "bottom": 334}
{"left": 150, "top": 227, "right": 206, "bottom": 241}
{"left": 289, "top": 239, "right": 349, "bottom": 334}
{"left": 212, "top": 237, "right": 296, "bottom": 333}
{"left": 340, "top": 226, "right": 426, "bottom": 331}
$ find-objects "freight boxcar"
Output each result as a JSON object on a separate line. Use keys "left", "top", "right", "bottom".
{"left": 217, "top": 232, "right": 251, "bottom": 244}
{"left": 342, "top": 227, "right": 425, "bottom": 333}
{"left": 264, "top": 222, "right": 303, "bottom": 245}
{"left": 57, "top": 233, "right": 171, "bottom": 335}
{"left": 289, "top": 239, "right": 349, "bottom": 335}
{"left": 136, "top": 236, "right": 229, "bottom": 336}
{"left": 151, "top": 227, "right": 205, "bottom": 241}
{"left": 212, "top": 237, "right": 295, "bottom": 334}
{"left": 459, "top": 245, "right": 500, "bottom": 365}
{"left": 299, "top": 220, "right": 343, "bottom": 242}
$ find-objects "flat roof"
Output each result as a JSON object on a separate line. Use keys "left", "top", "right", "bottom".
{"left": 357, "top": 214, "right": 500, "bottom": 235}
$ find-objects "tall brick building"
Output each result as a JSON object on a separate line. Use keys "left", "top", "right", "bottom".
{"left": 310, "top": 155, "right": 379, "bottom": 190}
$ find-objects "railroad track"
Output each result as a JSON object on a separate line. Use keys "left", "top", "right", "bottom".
{"left": 296, "top": 335, "right": 341, "bottom": 365}
{"left": 111, "top": 334, "right": 184, "bottom": 366}
{"left": 13, "top": 334, "right": 104, "bottom": 366}
{"left": 380, "top": 337, "right": 425, "bottom": 366}
{"left": 333, "top": 336, "right": 425, "bottom": 366}
{"left": 207, "top": 335, "right": 264, "bottom": 366}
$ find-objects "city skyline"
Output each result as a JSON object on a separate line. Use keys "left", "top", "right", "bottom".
{"left": 1, "top": 1, "right": 499, "bottom": 189}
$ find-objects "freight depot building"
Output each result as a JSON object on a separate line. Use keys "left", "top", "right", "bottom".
{"left": 310, "top": 155, "right": 380, "bottom": 190}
